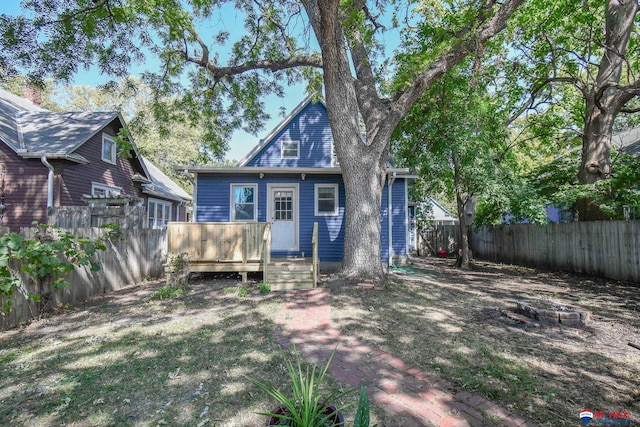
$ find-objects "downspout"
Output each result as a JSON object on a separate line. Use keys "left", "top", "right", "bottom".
{"left": 387, "top": 171, "right": 397, "bottom": 268}
{"left": 41, "top": 156, "right": 54, "bottom": 208}
{"left": 183, "top": 170, "right": 196, "bottom": 222}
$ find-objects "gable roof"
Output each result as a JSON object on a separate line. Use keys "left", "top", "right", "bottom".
{"left": 613, "top": 126, "right": 640, "bottom": 156}
{"left": 0, "top": 88, "right": 46, "bottom": 151}
{"left": 237, "top": 95, "right": 323, "bottom": 166}
{"left": 140, "top": 155, "right": 192, "bottom": 203}
{"left": 0, "top": 88, "right": 123, "bottom": 163}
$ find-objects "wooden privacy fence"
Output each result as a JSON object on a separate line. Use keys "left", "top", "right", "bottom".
{"left": 167, "top": 222, "right": 271, "bottom": 282}
{"left": 48, "top": 206, "right": 147, "bottom": 229}
{"left": 0, "top": 227, "right": 166, "bottom": 331}
{"left": 471, "top": 221, "right": 640, "bottom": 283}
{"left": 417, "top": 223, "right": 461, "bottom": 256}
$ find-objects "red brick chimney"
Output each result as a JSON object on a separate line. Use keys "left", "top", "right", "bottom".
{"left": 23, "top": 85, "right": 42, "bottom": 106}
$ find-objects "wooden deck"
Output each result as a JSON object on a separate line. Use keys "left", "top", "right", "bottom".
{"left": 167, "top": 222, "right": 319, "bottom": 288}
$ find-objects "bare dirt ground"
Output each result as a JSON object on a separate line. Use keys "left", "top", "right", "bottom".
{"left": 328, "top": 257, "right": 640, "bottom": 426}
{"left": 0, "top": 257, "right": 638, "bottom": 426}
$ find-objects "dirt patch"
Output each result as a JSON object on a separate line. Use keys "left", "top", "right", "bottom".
{"left": 328, "top": 258, "right": 640, "bottom": 426}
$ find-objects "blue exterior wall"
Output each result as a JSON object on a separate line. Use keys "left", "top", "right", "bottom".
{"left": 245, "top": 102, "right": 334, "bottom": 168}
{"left": 196, "top": 99, "right": 409, "bottom": 262}
{"left": 196, "top": 173, "right": 346, "bottom": 260}
{"left": 196, "top": 172, "right": 408, "bottom": 261}
{"left": 380, "top": 179, "right": 409, "bottom": 262}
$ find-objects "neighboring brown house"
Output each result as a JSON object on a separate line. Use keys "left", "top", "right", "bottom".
{"left": 0, "top": 88, "right": 191, "bottom": 231}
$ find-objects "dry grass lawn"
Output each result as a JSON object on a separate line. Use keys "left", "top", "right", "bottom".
{"left": 0, "top": 257, "right": 638, "bottom": 426}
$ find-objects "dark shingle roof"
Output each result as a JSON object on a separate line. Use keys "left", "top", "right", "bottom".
{"left": 0, "top": 88, "right": 118, "bottom": 157}
{"left": 1, "top": 88, "right": 191, "bottom": 203}
{"left": 140, "top": 155, "right": 192, "bottom": 202}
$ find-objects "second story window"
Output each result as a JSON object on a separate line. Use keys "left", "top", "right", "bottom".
{"left": 102, "top": 134, "right": 116, "bottom": 164}
{"left": 331, "top": 143, "right": 339, "bottom": 166}
{"left": 281, "top": 140, "right": 299, "bottom": 159}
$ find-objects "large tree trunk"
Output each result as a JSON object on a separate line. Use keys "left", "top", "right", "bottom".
{"left": 453, "top": 152, "right": 471, "bottom": 269}
{"left": 576, "top": 96, "right": 616, "bottom": 220}
{"left": 576, "top": 0, "right": 639, "bottom": 221}
{"left": 303, "top": 0, "right": 523, "bottom": 279}
{"left": 340, "top": 150, "right": 387, "bottom": 278}
{"left": 314, "top": 0, "right": 388, "bottom": 280}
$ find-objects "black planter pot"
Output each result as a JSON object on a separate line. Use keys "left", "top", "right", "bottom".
{"left": 265, "top": 403, "right": 345, "bottom": 426}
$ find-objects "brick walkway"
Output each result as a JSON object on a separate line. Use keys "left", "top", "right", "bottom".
{"left": 274, "top": 288, "right": 536, "bottom": 427}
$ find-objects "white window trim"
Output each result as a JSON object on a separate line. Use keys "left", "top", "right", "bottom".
{"left": 315, "top": 184, "right": 339, "bottom": 216}
{"left": 281, "top": 140, "right": 300, "bottom": 159}
{"left": 102, "top": 133, "right": 117, "bottom": 164}
{"left": 331, "top": 143, "right": 339, "bottom": 166}
{"left": 91, "top": 182, "right": 122, "bottom": 197}
{"left": 230, "top": 183, "right": 258, "bottom": 222}
{"left": 148, "top": 198, "right": 172, "bottom": 229}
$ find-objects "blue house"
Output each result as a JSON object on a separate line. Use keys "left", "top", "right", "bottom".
{"left": 181, "top": 97, "right": 415, "bottom": 273}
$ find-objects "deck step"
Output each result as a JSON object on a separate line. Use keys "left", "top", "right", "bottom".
{"left": 268, "top": 262, "right": 313, "bottom": 271}
{"left": 268, "top": 279, "right": 315, "bottom": 290}
{"left": 268, "top": 271, "right": 313, "bottom": 280}
{"left": 266, "top": 258, "right": 315, "bottom": 289}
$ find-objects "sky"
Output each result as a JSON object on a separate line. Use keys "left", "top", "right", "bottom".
{"left": 0, "top": 1, "right": 308, "bottom": 162}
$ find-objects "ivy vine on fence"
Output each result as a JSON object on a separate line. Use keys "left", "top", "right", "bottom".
{"left": 0, "top": 222, "right": 120, "bottom": 314}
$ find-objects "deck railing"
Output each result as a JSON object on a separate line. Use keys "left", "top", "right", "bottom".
{"left": 312, "top": 222, "right": 319, "bottom": 287}
{"left": 166, "top": 222, "right": 320, "bottom": 286}
{"left": 262, "top": 223, "right": 271, "bottom": 282}
{"left": 167, "top": 222, "right": 271, "bottom": 281}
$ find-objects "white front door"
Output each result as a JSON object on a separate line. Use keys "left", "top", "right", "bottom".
{"left": 269, "top": 185, "right": 298, "bottom": 251}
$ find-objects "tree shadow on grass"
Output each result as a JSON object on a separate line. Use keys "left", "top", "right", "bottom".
{"left": 0, "top": 276, "right": 297, "bottom": 427}
{"left": 326, "top": 256, "right": 640, "bottom": 426}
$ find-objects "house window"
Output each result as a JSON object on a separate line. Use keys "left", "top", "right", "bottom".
{"left": 148, "top": 199, "right": 172, "bottom": 229}
{"left": 231, "top": 184, "right": 257, "bottom": 221}
{"left": 281, "top": 140, "right": 299, "bottom": 159}
{"left": 102, "top": 134, "right": 116, "bottom": 164}
{"left": 331, "top": 143, "right": 339, "bottom": 166}
{"left": 315, "top": 184, "right": 338, "bottom": 216}
{"left": 92, "top": 183, "right": 121, "bottom": 197}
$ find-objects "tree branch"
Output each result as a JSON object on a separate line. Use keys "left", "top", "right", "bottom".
{"left": 40, "top": 0, "right": 112, "bottom": 27}
{"left": 506, "top": 76, "right": 584, "bottom": 126}
{"left": 253, "top": 0, "right": 298, "bottom": 54}
{"left": 184, "top": 54, "right": 322, "bottom": 81}
{"left": 346, "top": 5, "right": 385, "bottom": 128}
{"left": 393, "top": 0, "right": 524, "bottom": 120}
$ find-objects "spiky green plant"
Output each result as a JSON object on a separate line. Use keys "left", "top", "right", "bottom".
{"left": 246, "top": 346, "right": 357, "bottom": 426}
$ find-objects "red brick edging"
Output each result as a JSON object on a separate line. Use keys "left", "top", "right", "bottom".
{"left": 274, "top": 288, "right": 536, "bottom": 427}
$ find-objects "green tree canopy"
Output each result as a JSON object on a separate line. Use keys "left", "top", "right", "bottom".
{"left": 394, "top": 63, "right": 517, "bottom": 267}
{"left": 0, "top": 0, "right": 523, "bottom": 280}
{"left": 496, "top": 0, "right": 640, "bottom": 219}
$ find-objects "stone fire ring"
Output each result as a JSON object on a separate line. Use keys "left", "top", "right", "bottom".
{"left": 516, "top": 300, "right": 592, "bottom": 327}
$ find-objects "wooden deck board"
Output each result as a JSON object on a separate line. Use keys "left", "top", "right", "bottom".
{"left": 168, "top": 222, "right": 319, "bottom": 288}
